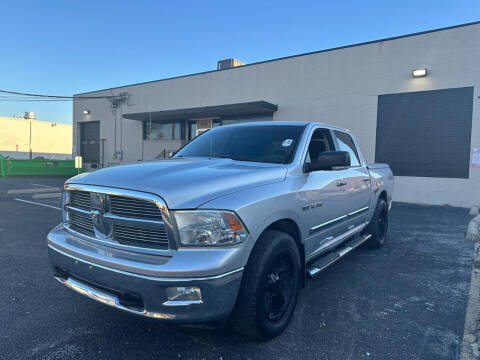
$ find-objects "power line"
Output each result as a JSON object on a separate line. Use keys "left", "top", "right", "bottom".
{"left": 0, "top": 89, "right": 114, "bottom": 99}
{"left": 0, "top": 96, "right": 90, "bottom": 101}
{"left": 0, "top": 99, "right": 73, "bottom": 102}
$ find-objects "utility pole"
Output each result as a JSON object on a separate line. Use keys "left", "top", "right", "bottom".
{"left": 29, "top": 117, "right": 32, "bottom": 159}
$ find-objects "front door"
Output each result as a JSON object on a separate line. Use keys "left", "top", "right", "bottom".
{"left": 299, "top": 127, "right": 352, "bottom": 259}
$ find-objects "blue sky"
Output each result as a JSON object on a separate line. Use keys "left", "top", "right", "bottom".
{"left": 2, "top": 0, "right": 479, "bottom": 123}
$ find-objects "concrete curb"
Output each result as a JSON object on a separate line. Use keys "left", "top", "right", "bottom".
{"left": 461, "top": 244, "right": 480, "bottom": 359}
{"left": 466, "top": 216, "right": 480, "bottom": 243}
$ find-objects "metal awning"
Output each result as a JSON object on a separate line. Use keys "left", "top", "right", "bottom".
{"left": 122, "top": 101, "right": 277, "bottom": 122}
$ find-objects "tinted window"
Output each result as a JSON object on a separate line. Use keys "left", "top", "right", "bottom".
{"left": 306, "top": 128, "right": 335, "bottom": 163}
{"left": 175, "top": 125, "right": 305, "bottom": 164}
{"left": 334, "top": 130, "right": 361, "bottom": 166}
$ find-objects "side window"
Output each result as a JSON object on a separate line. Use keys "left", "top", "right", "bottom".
{"left": 333, "top": 130, "right": 361, "bottom": 167}
{"left": 306, "top": 128, "right": 335, "bottom": 164}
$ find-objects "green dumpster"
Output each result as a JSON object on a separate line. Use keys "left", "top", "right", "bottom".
{"left": 0, "top": 155, "right": 82, "bottom": 177}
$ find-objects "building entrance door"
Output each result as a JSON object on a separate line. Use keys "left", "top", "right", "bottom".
{"left": 79, "top": 121, "right": 100, "bottom": 165}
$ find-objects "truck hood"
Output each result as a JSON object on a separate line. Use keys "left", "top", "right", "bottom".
{"left": 67, "top": 158, "right": 287, "bottom": 209}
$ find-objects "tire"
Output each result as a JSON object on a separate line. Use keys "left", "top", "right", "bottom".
{"left": 229, "top": 230, "right": 301, "bottom": 339}
{"left": 363, "top": 198, "right": 389, "bottom": 249}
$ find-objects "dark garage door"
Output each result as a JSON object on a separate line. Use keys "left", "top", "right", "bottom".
{"left": 375, "top": 87, "right": 473, "bottom": 179}
{"left": 80, "top": 121, "right": 100, "bottom": 163}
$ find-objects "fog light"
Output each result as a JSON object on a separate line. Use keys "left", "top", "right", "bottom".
{"left": 164, "top": 286, "right": 202, "bottom": 306}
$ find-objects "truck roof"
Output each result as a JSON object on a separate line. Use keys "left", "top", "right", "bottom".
{"left": 225, "top": 120, "right": 351, "bottom": 133}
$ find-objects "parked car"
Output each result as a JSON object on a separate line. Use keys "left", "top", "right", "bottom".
{"left": 47, "top": 121, "right": 393, "bottom": 339}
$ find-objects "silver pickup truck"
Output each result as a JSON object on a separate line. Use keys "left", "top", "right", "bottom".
{"left": 47, "top": 121, "right": 393, "bottom": 339}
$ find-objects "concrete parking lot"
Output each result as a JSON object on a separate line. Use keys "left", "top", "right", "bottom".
{"left": 0, "top": 177, "right": 475, "bottom": 360}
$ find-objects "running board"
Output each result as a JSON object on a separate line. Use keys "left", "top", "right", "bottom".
{"left": 306, "top": 234, "right": 372, "bottom": 278}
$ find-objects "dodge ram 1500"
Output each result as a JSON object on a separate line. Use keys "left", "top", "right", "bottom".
{"left": 47, "top": 121, "right": 393, "bottom": 338}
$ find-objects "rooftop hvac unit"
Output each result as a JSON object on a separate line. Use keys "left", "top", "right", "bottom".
{"left": 217, "top": 58, "right": 245, "bottom": 70}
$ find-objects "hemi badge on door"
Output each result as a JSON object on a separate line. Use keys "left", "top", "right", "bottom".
{"left": 303, "top": 202, "right": 323, "bottom": 211}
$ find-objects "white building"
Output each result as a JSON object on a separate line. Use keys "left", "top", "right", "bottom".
{"left": 73, "top": 22, "right": 480, "bottom": 208}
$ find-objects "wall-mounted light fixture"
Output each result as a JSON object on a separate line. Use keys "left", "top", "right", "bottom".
{"left": 83, "top": 110, "right": 90, "bottom": 115}
{"left": 412, "top": 69, "right": 427, "bottom": 78}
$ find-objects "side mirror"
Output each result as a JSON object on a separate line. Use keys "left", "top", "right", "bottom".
{"left": 306, "top": 151, "right": 350, "bottom": 172}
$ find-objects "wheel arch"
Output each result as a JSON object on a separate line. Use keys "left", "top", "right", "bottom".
{"left": 378, "top": 190, "right": 387, "bottom": 203}
{"left": 258, "top": 218, "right": 306, "bottom": 288}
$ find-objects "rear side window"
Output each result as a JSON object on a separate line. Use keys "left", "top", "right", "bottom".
{"left": 333, "top": 131, "right": 361, "bottom": 167}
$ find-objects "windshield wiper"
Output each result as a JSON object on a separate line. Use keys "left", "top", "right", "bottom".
{"left": 210, "top": 154, "right": 235, "bottom": 160}
{"left": 214, "top": 155, "right": 259, "bottom": 162}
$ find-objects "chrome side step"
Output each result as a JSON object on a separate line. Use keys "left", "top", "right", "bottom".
{"left": 306, "top": 234, "right": 372, "bottom": 278}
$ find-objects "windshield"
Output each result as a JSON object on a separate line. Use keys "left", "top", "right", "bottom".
{"left": 174, "top": 124, "right": 305, "bottom": 164}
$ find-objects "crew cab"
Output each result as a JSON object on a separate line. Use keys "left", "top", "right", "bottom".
{"left": 47, "top": 121, "right": 393, "bottom": 339}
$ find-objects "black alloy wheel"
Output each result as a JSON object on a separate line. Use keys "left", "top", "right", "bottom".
{"left": 264, "top": 254, "right": 295, "bottom": 322}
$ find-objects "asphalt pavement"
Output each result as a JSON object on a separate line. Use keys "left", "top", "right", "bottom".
{"left": 0, "top": 177, "right": 474, "bottom": 360}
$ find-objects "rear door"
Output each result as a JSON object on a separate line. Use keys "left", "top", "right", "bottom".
{"left": 332, "top": 130, "right": 372, "bottom": 230}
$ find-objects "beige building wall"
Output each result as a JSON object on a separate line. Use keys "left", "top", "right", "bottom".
{"left": 73, "top": 23, "right": 480, "bottom": 207}
{"left": 0, "top": 116, "right": 72, "bottom": 158}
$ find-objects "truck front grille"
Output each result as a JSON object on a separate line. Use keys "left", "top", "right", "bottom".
{"left": 110, "top": 195, "right": 162, "bottom": 220}
{"left": 70, "top": 190, "right": 91, "bottom": 210}
{"left": 65, "top": 188, "right": 170, "bottom": 251}
{"left": 70, "top": 213, "right": 95, "bottom": 237}
{"left": 113, "top": 224, "right": 169, "bottom": 249}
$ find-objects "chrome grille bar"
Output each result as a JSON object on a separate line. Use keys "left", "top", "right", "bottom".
{"left": 113, "top": 224, "right": 169, "bottom": 249}
{"left": 70, "top": 213, "right": 94, "bottom": 236}
{"left": 63, "top": 184, "right": 175, "bottom": 253}
{"left": 70, "top": 190, "right": 91, "bottom": 209}
{"left": 110, "top": 195, "right": 162, "bottom": 220}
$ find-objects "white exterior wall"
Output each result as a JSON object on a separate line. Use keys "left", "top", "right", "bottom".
{"left": 73, "top": 23, "right": 480, "bottom": 208}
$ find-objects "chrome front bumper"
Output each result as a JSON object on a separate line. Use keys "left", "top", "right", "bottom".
{"left": 47, "top": 228, "right": 244, "bottom": 323}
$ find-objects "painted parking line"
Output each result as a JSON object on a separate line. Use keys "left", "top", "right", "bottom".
{"left": 7, "top": 187, "right": 62, "bottom": 194}
{"left": 32, "top": 192, "right": 62, "bottom": 199}
{"left": 31, "top": 183, "right": 58, "bottom": 188}
{"left": 14, "top": 198, "right": 61, "bottom": 211}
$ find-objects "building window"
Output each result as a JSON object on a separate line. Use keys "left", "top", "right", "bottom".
{"left": 144, "top": 122, "right": 182, "bottom": 140}
{"left": 221, "top": 115, "right": 272, "bottom": 126}
{"left": 187, "top": 116, "right": 273, "bottom": 141}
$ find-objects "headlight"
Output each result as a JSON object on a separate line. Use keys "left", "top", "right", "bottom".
{"left": 62, "top": 190, "right": 70, "bottom": 223}
{"left": 173, "top": 210, "right": 249, "bottom": 246}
